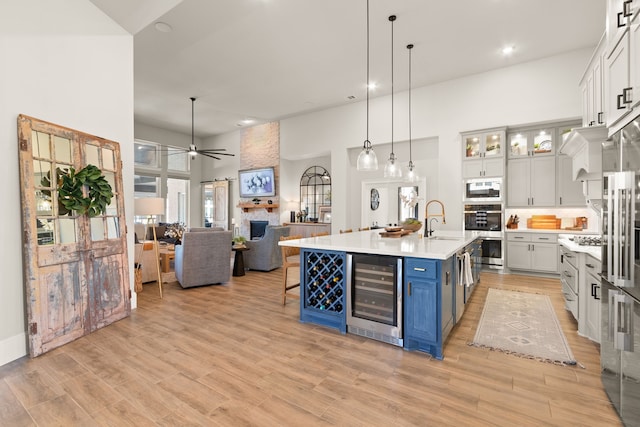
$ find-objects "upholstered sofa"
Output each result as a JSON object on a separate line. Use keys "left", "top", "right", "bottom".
{"left": 175, "top": 229, "right": 232, "bottom": 288}
{"left": 243, "top": 225, "right": 290, "bottom": 271}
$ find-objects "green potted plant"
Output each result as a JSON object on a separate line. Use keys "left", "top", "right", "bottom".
{"left": 232, "top": 236, "right": 247, "bottom": 248}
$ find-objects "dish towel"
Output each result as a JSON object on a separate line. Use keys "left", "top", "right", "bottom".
{"left": 460, "top": 252, "right": 474, "bottom": 288}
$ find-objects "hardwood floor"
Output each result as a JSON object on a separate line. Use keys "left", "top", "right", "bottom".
{"left": 0, "top": 269, "right": 621, "bottom": 426}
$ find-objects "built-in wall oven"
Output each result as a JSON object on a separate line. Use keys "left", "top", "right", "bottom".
{"left": 346, "top": 253, "right": 403, "bottom": 347}
{"left": 463, "top": 203, "right": 504, "bottom": 269}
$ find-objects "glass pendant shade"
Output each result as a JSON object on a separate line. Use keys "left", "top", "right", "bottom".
{"left": 357, "top": 140, "right": 378, "bottom": 171}
{"left": 406, "top": 160, "right": 419, "bottom": 182}
{"left": 384, "top": 153, "right": 402, "bottom": 178}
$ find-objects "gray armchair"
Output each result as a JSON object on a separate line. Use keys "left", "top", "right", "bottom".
{"left": 175, "top": 230, "right": 232, "bottom": 288}
{"left": 243, "top": 225, "right": 290, "bottom": 271}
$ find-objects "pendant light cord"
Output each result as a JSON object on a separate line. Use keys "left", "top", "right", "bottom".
{"left": 390, "top": 15, "right": 395, "bottom": 156}
{"left": 365, "top": 0, "right": 370, "bottom": 145}
{"left": 408, "top": 44, "right": 413, "bottom": 163}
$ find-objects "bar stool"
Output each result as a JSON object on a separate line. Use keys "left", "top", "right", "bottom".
{"left": 340, "top": 229, "right": 353, "bottom": 234}
{"left": 311, "top": 231, "right": 330, "bottom": 237}
{"left": 279, "top": 235, "right": 303, "bottom": 305}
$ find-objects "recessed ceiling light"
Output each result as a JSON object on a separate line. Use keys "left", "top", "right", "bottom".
{"left": 241, "top": 118, "right": 254, "bottom": 124}
{"left": 154, "top": 22, "right": 173, "bottom": 33}
{"left": 367, "top": 82, "right": 377, "bottom": 90}
{"left": 501, "top": 45, "right": 514, "bottom": 56}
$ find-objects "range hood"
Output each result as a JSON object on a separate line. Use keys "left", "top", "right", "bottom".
{"left": 559, "top": 125, "right": 607, "bottom": 181}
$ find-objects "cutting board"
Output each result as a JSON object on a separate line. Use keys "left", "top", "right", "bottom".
{"left": 379, "top": 230, "right": 412, "bottom": 238}
{"left": 526, "top": 215, "right": 561, "bottom": 229}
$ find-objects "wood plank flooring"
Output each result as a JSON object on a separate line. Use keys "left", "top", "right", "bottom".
{"left": 0, "top": 269, "right": 621, "bottom": 426}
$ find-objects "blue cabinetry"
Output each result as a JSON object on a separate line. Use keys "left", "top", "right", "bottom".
{"left": 299, "top": 248, "right": 347, "bottom": 333}
{"left": 404, "top": 256, "right": 454, "bottom": 359}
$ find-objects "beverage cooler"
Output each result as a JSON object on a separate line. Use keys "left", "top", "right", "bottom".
{"left": 346, "top": 254, "right": 403, "bottom": 347}
{"left": 600, "top": 117, "right": 640, "bottom": 426}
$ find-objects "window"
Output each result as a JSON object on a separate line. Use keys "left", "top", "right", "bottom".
{"left": 134, "top": 141, "right": 159, "bottom": 168}
{"left": 166, "top": 177, "right": 189, "bottom": 223}
{"left": 167, "top": 146, "right": 190, "bottom": 172}
{"left": 134, "top": 140, "right": 191, "bottom": 226}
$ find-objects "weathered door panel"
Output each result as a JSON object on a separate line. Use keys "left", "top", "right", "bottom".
{"left": 89, "top": 254, "right": 129, "bottom": 331}
{"left": 37, "top": 263, "right": 88, "bottom": 355}
{"left": 18, "top": 114, "right": 130, "bottom": 357}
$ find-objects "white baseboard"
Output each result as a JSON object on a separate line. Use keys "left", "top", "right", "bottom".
{"left": 0, "top": 333, "right": 27, "bottom": 367}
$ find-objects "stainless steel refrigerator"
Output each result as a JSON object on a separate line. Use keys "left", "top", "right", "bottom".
{"left": 601, "top": 117, "right": 640, "bottom": 426}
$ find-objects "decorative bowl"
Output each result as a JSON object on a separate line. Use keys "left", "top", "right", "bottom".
{"left": 400, "top": 221, "right": 422, "bottom": 233}
{"left": 384, "top": 226, "right": 402, "bottom": 232}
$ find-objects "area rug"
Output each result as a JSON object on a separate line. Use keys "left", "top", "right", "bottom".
{"left": 470, "top": 288, "right": 576, "bottom": 365}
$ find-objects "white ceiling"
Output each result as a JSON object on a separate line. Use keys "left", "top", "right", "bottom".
{"left": 91, "top": 0, "right": 606, "bottom": 139}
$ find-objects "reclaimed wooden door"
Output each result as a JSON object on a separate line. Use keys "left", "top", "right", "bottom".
{"left": 18, "top": 115, "right": 131, "bottom": 357}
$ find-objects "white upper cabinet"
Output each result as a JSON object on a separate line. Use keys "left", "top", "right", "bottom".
{"left": 508, "top": 127, "right": 555, "bottom": 158}
{"left": 463, "top": 130, "right": 504, "bottom": 160}
{"left": 461, "top": 129, "right": 506, "bottom": 178}
{"left": 580, "top": 34, "right": 606, "bottom": 127}
{"left": 605, "top": 0, "right": 640, "bottom": 134}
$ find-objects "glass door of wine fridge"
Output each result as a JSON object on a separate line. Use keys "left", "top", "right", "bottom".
{"left": 346, "top": 253, "right": 403, "bottom": 346}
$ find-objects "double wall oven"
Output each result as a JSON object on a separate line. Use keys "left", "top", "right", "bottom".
{"left": 464, "top": 203, "right": 504, "bottom": 269}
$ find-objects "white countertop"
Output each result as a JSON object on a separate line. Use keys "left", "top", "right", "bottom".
{"left": 558, "top": 234, "right": 602, "bottom": 261}
{"left": 278, "top": 229, "right": 480, "bottom": 260}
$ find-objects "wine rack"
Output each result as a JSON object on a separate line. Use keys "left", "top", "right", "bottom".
{"left": 300, "top": 249, "right": 346, "bottom": 333}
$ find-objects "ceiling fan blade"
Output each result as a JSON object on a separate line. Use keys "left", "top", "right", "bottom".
{"left": 199, "top": 151, "right": 235, "bottom": 157}
{"left": 200, "top": 152, "right": 221, "bottom": 160}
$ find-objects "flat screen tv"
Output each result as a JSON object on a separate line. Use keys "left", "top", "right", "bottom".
{"left": 238, "top": 167, "right": 276, "bottom": 198}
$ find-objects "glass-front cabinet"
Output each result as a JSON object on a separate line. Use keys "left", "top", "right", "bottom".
{"left": 508, "top": 127, "right": 555, "bottom": 157}
{"left": 463, "top": 131, "right": 503, "bottom": 159}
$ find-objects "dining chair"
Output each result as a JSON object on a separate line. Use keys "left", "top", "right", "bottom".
{"left": 279, "top": 234, "right": 303, "bottom": 305}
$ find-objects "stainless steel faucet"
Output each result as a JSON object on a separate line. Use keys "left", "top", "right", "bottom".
{"left": 425, "top": 199, "right": 446, "bottom": 237}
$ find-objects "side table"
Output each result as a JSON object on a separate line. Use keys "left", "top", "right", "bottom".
{"left": 232, "top": 246, "right": 249, "bottom": 277}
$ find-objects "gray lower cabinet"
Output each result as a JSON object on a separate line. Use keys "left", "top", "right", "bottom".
{"left": 584, "top": 254, "right": 601, "bottom": 343}
{"left": 507, "top": 233, "right": 558, "bottom": 273}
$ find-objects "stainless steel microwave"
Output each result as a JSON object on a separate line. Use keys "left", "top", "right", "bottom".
{"left": 463, "top": 178, "right": 502, "bottom": 202}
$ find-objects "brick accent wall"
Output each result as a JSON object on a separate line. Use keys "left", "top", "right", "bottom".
{"left": 239, "top": 122, "right": 280, "bottom": 237}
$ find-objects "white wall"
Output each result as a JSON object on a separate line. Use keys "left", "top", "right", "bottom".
{"left": 0, "top": 0, "right": 133, "bottom": 366}
{"left": 204, "top": 50, "right": 591, "bottom": 234}
{"left": 278, "top": 49, "right": 591, "bottom": 233}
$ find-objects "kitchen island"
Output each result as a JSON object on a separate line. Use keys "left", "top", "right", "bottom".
{"left": 279, "top": 229, "right": 480, "bottom": 359}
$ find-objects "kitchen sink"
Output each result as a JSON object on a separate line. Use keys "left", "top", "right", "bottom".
{"left": 428, "top": 236, "right": 463, "bottom": 241}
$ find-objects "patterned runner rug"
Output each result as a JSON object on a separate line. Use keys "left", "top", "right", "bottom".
{"left": 470, "top": 288, "right": 576, "bottom": 365}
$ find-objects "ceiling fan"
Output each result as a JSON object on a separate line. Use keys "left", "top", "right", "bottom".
{"left": 166, "top": 97, "right": 235, "bottom": 160}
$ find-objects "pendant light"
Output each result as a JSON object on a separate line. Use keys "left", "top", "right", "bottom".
{"left": 405, "top": 43, "right": 419, "bottom": 182}
{"left": 384, "top": 15, "right": 402, "bottom": 178}
{"left": 356, "top": 0, "right": 378, "bottom": 171}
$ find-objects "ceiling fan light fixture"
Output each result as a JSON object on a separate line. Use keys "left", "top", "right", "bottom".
{"left": 357, "top": 0, "right": 379, "bottom": 172}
